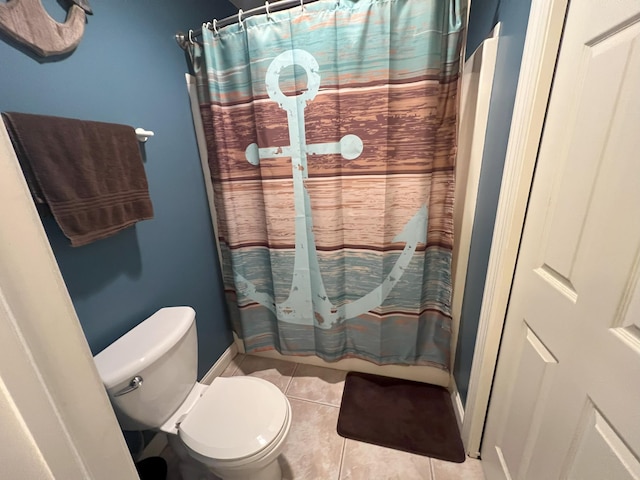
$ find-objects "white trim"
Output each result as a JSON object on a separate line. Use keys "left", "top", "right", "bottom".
{"left": 233, "top": 331, "right": 246, "bottom": 354}
{"left": 450, "top": 24, "right": 501, "bottom": 368}
{"left": 451, "top": 379, "right": 465, "bottom": 435}
{"left": 460, "top": 0, "right": 570, "bottom": 456}
{"left": 248, "top": 349, "right": 450, "bottom": 387}
{"left": 200, "top": 343, "right": 239, "bottom": 385}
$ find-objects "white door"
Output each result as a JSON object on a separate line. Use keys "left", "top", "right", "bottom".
{"left": 481, "top": 0, "right": 640, "bottom": 478}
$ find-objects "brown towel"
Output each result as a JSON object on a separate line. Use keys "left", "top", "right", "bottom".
{"left": 2, "top": 112, "right": 154, "bottom": 247}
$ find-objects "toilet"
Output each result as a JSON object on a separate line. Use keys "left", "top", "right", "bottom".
{"left": 93, "top": 307, "right": 291, "bottom": 480}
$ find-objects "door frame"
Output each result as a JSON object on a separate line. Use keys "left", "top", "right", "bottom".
{"left": 0, "top": 124, "right": 138, "bottom": 479}
{"left": 460, "top": 0, "right": 570, "bottom": 456}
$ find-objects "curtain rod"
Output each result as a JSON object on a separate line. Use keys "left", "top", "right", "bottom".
{"left": 176, "top": 0, "right": 321, "bottom": 50}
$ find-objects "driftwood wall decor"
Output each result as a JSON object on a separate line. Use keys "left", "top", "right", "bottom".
{"left": 0, "top": 0, "right": 92, "bottom": 57}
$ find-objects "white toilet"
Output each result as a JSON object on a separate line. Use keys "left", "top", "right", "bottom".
{"left": 93, "top": 307, "right": 292, "bottom": 480}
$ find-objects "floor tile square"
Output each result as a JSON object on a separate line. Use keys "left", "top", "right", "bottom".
{"left": 339, "top": 439, "right": 433, "bottom": 480}
{"left": 280, "top": 398, "right": 344, "bottom": 480}
{"left": 431, "top": 457, "right": 485, "bottom": 480}
{"left": 232, "top": 355, "right": 297, "bottom": 392}
{"left": 286, "top": 363, "right": 346, "bottom": 406}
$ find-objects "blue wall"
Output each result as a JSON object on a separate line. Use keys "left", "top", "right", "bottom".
{"left": 454, "top": 0, "right": 532, "bottom": 403}
{"left": 0, "top": 0, "right": 237, "bottom": 379}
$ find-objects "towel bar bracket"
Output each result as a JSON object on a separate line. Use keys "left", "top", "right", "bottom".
{"left": 135, "top": 128, "right": 154, "bottom": 142}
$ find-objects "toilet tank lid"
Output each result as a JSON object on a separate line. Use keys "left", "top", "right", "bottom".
{"left": 93, "top": 307, "right": 195, "bottom": 389}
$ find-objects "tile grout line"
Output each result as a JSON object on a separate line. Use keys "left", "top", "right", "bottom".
{"left": 285, "top": 394, "right": 341, "bottom": 409}
{"left": 429, "top": 455, "right": 436, "bottom": 480}
{"left": 337, "top": 435, "right": 347, "bottom": 480}
{"left": 283, "top": 362, "right": 299, "bottom": 394}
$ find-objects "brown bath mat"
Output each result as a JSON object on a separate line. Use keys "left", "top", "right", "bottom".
{"left": 337, "top": 372, "right": 466, "bottom": 463}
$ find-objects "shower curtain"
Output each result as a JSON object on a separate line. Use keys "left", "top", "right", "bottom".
{"left": 191, "top": 0, "right": 465, "bottom": 370}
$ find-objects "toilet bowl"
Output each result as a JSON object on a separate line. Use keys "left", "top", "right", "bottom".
{"left": 93, "top": 307, "right": 291, "bottom": 480}
{"left": 174, "top": 376, "right": 291, "bottom": 480}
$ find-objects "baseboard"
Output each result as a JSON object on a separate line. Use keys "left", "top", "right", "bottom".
{"left": 233, "top": 331, "right": 245, "bottom": 354}
{"left": 450, "top": 379, "right": 476, "bottom": 457}
{"left": 451, "top": 379, "right": 465, "bottom": 433}
{"left": 248, "top": 349, "right": 449, "bottom": 387}
{"left": 200, "top": 342, "right": 238, "bottom": 385}
{"left": 138, "top": 432, "right": 168, "bottom": 461}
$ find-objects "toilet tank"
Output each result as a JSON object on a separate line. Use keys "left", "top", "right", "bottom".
{"left": 94, "top": 307, "right": 198, "bottom": 431}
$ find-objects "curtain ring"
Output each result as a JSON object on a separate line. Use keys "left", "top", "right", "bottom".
{"left": 212, "top": 18, "right": 219, "bottom": 34}
{"left": 300, "top": 0, "right": 305, "bottom": 11}
{"left": 265, "top": 1, "right": 272, "bottom": 19}
{"left": 188, "top": 29, "right": 195, "bottom": 45}
{"left": 238, "top": 9, "right": 245, "bottom": 29}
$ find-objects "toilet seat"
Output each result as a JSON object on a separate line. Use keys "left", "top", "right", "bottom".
{"left": 179, "top": 376, "right": 290, "bottom": 462}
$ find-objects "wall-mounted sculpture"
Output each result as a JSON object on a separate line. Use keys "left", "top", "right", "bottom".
{"left": 0, "top": 0, "right": 92, "bottom": 57}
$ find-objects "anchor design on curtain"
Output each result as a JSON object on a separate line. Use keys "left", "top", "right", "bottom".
{"left": 236, "top": 49, "right": 428, "bottom": 329}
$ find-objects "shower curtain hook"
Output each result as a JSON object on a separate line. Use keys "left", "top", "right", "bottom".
{"left": 238, "top": 9, "right": 245, "bottom": 30}
{"left": 265, "top": 1, "right": 272, "bottom": 19}
{"left": 300, "top": 0, "right": 305, "bottom": 11}
{"left": 188, "top": 29, "right": 195, "bottom": 45}
{"left": 212, "top": 18, "right": 219, "bottom": 34}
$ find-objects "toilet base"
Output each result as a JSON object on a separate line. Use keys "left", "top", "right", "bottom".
{"left": 168, "top": 434, "right": 221, "bottom": 480}
{"left": 210, "top": 457, "right": 282, "bottom": 480}
{"left": 167, "top": 432, "right": 284, "bottom": 480}
{"left": 179, "top": 460, "right": 221, "bottom": 480}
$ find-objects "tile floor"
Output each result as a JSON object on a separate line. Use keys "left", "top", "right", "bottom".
{"left": 161, "top": 354, "right": 485, "bottom": 480}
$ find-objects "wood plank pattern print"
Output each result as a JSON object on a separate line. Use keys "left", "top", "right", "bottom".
{"left": 196, "top": 0, "right": 465, "bottom": 369}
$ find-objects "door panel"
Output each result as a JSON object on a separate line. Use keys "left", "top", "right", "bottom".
{"left": 564, "top": 402, "right": 640, "bottom": 480}
{"left": 482, "top": 1, "right": 640, "bottom": 479}
{"left": 496, "top": 325, "right": 558, "bottom": 480}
